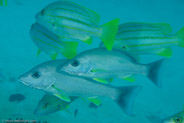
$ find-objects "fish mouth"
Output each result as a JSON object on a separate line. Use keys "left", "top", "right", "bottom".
{"left": 18, "top": 78, "right": 42, "bottom": 90}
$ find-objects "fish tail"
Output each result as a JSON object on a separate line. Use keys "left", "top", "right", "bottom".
{"left": 0, "top": 0, "right": 3, "bottom": 6}
{"left": 4, "top": 0, "right": 7, "bottom": 6}
{"left": 177, "top": 27, "right": 184, "bottom": 47}
{"left": 0, "top": 0, "right": 7, "bottom": 6}
{"left": 113, "top": 86, "right": 141, "bottom": 116}
{"left": 146, "top": 59, "right": 167, "bottom": 88}
{"left": 100, "top": 18, "right": 120, "bottom": 51}
{"left": 62, "top": 41, "right": 78, "bottom": 59}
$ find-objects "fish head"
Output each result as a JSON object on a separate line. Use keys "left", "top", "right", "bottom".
{"left": 34, "top": 94, "right": 71, "bottom": 116}
{"left": 35, "top": 9, "right": 57, "bottom": 33}
{"left": 162, "top": 111, "right": 184, "bottom": 123}
{"left": 60, "top": 56, "right": 96, "bottom": 77}
{"left": 18, "top": 62, "right": 56, "bottom": 90}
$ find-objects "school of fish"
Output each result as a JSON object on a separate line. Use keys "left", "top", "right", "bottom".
{"left": 17, "top": 0, "right": 184, "bottom": 121}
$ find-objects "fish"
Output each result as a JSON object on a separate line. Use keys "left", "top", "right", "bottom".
{"left": 0, "top": 0, "right": 7, "bottom": 6}
{"left": 162, "top": 108, "right": 184, "bottom": 123}
{"left": 18, "top": 59, "right": 141, "bottom": 116}
{"left": 35, "top": 1, "right": 120, "bottom": 50}
{"left": 100, "top": 22, "right": 184, "bottom": 57}
{"left": 34, "top": 94, "right": 77, "bottom": 116}
{"left": 30, "top": 22, "right": 78, "bottom": 59}
{"left": 59, "top": 48, "right": 167, "bottom": 87}
{"left": 9, "top": 93, "right": 25, "bottom": 103}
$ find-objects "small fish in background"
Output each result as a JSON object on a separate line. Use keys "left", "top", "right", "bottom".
{"left": 9, "top": 93, "right": 25, "bottom": 103}
{"left": 34, "top": 94, "right": 77, "bottom": 116}
{"left": 0, "top": 0, "right": 7, "bottom": 6}
{"left": 60, "top": 48, "right": 167, "bottom": 87}
{"left": 74, "top": 109, "right": 78, "bottom": 118}
{"left": 162, "top": 108, "right": 184, "bottom": 123}
{"left": 30, "top": 22, "right": 78, "bottom": 59}
{"left": 18, "top": 59, "right": 141, "bottom": 116}
{"left": 100, "top": 22, "right": 184, "bottom": 57}
{"left": 35, "top": 1, "right": 120, "bottom": 50}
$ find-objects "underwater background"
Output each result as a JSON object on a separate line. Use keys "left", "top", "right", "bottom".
{"left": 0, "top": 0, "right": 184, "bottom": 122}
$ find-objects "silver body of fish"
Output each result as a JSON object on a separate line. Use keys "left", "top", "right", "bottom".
{"left": 19, "top": 59, "right": 141, "bottom": 115}
{"left": 60, "top": 48, "right": 166, "bottom": 87}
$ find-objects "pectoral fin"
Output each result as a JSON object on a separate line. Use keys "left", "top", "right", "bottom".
{"left": 121, "top": 75, "right": 136, "bottom": 82}
{"left": 88, "top": 97, "right": 102, "bottom": 106}
{"left": 82, "top": 37, "right": 93, "bottom": 45}
{"left": 52, "top": 85, "right": 71, "bottom": 102}
{"left": 93, "top": 78, "right": 113, "bottom": 84}
{"left": 90, "top": 69, "right": 108, "bottom": 73}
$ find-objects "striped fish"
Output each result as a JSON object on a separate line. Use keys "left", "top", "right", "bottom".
{"left": 0, "top": 0, "right": 7, "bottom": 6}
{"left": 30, "top": 22, "right": 78, "bottom": 59}
{"left": 35, "top": 1, "right": 119, "bottom": 51}
{"left": 100, "top": 22, "right": 184, "bottom": 57}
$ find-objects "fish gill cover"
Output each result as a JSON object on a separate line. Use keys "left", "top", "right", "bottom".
{"left": 0, "top": 0, "right": 184, "bottom": 123}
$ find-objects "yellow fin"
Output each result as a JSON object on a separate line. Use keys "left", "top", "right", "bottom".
{"left": 50, "top": 52, "right": 58, "bottom": 60}
{"left": 93, "top": 78, "right": 113, "bottom": 84}
{"left": 156, "top": 48, "right": 172, "bottom": 57}
{"left": 88, "top": 97, "right": 102, "bottom": 106}
{"left": 37, "top": 49, "right": 42, "bottom": 56}
{"left": 82, "top": 37, "right": 93, "bottom": 45}
{"left": 52, "top": 85, "right": 71, "bottom": 102}
{"left": 0, "top": 0, "right": 3, "bottom": 6}
{"left": 62, "top": 41, "right": 78, "bottom": 59}
{"left": 122, "top": 75, "right": 136, "bottom": 82}
{"left": 100, "top": 18, "right": 120, "bottom": 51}
{"left": 177, "top": 27, "right": 184, "bottom": 47}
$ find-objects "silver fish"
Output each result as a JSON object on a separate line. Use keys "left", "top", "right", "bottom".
{"left": 60, "top": 48, "right": 166, "bottom": 87}
{"left": 18, "top": 59, "right": 141, "bottom": 116}
{"left": 100, "top": 22, "right": 184, "bottom": 57}
{"left": 30, "top": 22, "right": 78, "bottom": 59}
{"left": 35, "top": 1, "right": 120, "bottom": 50}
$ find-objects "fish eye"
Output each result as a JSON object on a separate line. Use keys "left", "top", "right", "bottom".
{"left": 43, "top": 103, "right": 48, "bottom": 109}
{"left": 122, "top": 45, "right": 127, "bottom": 49}
{"left": 71, "top": 60, "right": 80, "bottom": 67}
{"left": 41, "top": 10, "right": 45, "bottom": 15}
{"left": 32, "top": 71, "right": 41, "bottom": 79}
{"left": 52, "top": 23, "right": 55, "bottom": 27}
{"left": 173, "top": 116, "right": 182, "bottom": 123}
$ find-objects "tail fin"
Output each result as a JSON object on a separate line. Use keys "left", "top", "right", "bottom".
{"left": 100, "top": 18, "right": 120, "bottom": 51}
{"left": 146, "top": 59, "right": 167, "bottom": 88}
{"left": 0, "top": 0, "right": 7, "bottom": 6}
{"left": 62, "top": 41, "right": 78, "bottom": 59}
{"left": 177, "top": 27, "right": 184, "bottom": 47}
{"left": 114, "top": 86, "right": 141, "bottom": 116}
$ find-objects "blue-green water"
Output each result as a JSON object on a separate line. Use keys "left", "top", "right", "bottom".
{"left": 0, "top": 0, "right": 184, "bottom": 122}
